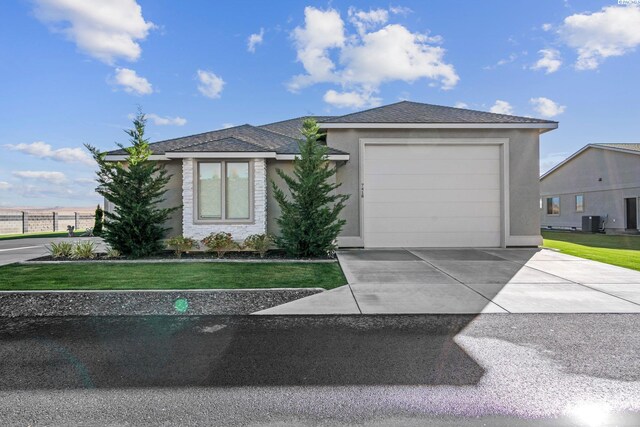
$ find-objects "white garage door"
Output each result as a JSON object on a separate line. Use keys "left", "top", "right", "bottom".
{"left": 363, "top": 144, "right": 502, "bottom": 248}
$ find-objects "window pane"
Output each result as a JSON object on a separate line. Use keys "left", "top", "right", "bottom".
{"left": 547, "top": 197, "right": 560, "bottom": 215}
{"left": 199, "top": 163, "right": 221, "bottom": 218}
{"left": 226, "top": 162, "right": 250, "bottom": 219}
{"left": 576, "top": 195, "right": 584, "bottom": 212}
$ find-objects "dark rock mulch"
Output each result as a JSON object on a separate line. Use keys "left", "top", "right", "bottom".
{"left": 0, "top": 289, "right": 323, "bottom": 317}
{"left": 30, "top": 249, "right": 335, "bottom": 262}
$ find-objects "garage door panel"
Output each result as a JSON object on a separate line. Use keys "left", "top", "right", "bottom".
{"left": 363, "top": 143, "right": 502, "bottom": 248}
{"left": 365, "top": 202, "right": 501, "bottom": 218}
{"left": 365, "top": 173, "right": 500, "bottom": 190}
{"left": 366, "top": 158, "right": 500, "bottom": 175}
{"left": 366, "top": 189, "right": 501, "bottom": 203}
{"left": 366, "top": 232, "right": 501, "bottom": 248}
{"left": 365, "top": 145, "right": 500, "bottom": 160}
{"left": 365, "top": 217, "right": 501, "bottom": 233}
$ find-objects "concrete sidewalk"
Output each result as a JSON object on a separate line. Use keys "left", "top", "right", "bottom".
{"left": 0, "top": 237, "right": 104, "bottom": 266}
{"left": 256, "top": 248, "right": 640, "bottom": 314}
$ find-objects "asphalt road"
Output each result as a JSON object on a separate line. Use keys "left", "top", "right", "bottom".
{"left": 0, "top": 314, "right": 639, "bottom": 426}
{"left": 0, "top": 236, "right": 103, "bottom": 266}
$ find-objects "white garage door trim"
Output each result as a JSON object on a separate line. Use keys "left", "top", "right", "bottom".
{"left": 359, "top": 138, "right": 510, "bottom": 248}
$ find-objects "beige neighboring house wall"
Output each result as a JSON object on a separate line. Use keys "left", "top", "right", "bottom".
{"left": 326, "top": 128, "right": 542, "bottom": 247}
{"left": 540, "top": 146, "right": 640, "bottom": 232}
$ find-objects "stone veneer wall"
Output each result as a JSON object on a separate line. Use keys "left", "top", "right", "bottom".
{"left": 182, "top": 158, "right": 267, "bottom": 241}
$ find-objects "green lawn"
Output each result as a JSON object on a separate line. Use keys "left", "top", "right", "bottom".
{"left": 542, "top": 230, "right": 640, "bottom": 271}
{"left": 0, "top": 262, "right": 347, "bottom": 291}
{"left": 0, "top": 231, "right": 71, "bottom": 241}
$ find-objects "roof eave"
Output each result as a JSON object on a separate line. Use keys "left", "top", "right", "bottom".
{"left": 319, "top": 122, "right": 558, "bottom": 130}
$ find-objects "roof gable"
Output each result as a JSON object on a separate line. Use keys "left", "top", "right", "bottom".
{"left": 540, "top": 143, "right": 640, "bottom": 180}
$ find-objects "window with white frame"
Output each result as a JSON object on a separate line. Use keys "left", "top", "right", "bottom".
{"left": 546, "top": 196, "right": 560, "bottom": 215}
{"left": 575, "top": 194, "right": 584, "bottom": 213}
{"left": 198, "top": 161, "right": 251, "bottom": 220}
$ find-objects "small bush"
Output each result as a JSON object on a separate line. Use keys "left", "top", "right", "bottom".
{"left": 201, "top": 232, "right": 237, "bottom": 258}
{"left": 48, "top": 241, "right": 73, "bottom": 259}
{"left": 105, "top": 246, "right": 121, "bottom": 258}
{"left": 93, "top": 204, "right": 103, "bottom": 236}
{"left": 167, "top": 236, "right": 198, "bottom": 258}
{"left": 71, "top": 241, "right": 97, "bottom": 259}
{"left": 244, "top": 234, "right": 272, "bottom": 258}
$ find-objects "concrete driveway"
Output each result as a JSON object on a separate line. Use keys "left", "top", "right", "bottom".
{"left": 258, "top": 248, "right": 640, "bottom": 315}
{"left": 0, "top": 237, "right": 103, "bottom": 266}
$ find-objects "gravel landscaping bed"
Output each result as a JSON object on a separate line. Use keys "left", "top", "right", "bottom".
{"left": 0, "top": 289, "right": 323, "bottom": 317}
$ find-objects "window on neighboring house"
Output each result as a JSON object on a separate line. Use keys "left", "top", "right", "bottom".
{"left": 575, "top": 194, "right": 584, "bottom": 213}
{"left": 198, "top": 161, "right": 251, "bottom": 221}
{"left": 546, "top": 197, "right": 560, "bottom": 215}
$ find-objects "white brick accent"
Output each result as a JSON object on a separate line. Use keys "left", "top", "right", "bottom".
{"left": 182, "top": 158, "right": 267, "bottom": 241}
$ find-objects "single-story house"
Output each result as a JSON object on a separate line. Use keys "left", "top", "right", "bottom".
{"left": 540, "top": 143, "right": 640, "bottom": 233}
{"left": 104, "top": 101, "right": 558, "bottom": 248}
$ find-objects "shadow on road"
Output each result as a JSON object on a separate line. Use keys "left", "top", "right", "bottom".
{"left": 0, "top": 315, "right": 484, "bottom": 389}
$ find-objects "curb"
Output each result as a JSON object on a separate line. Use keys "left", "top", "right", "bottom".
{"left": 21, "top": 258, "right": 337, "bottom": 265}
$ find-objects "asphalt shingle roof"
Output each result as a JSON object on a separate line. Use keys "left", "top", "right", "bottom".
{"left": 258, "top": 116, "right": 335, "bottom": 139}
{"left": 106, "top": 101, "right": 554, "bottom": 156}
{"left": 322, "top": 100, "right": 557, "bottom": 124}
{"left": 594, "top": 143, "right": 640, "bottom": 153}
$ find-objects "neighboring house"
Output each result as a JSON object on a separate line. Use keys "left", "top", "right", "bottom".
{"left": 540, "top": 143, "right": 640, "bottom": 233}
{"left": 104, "top": 101, "right": 557, "bottom": 248}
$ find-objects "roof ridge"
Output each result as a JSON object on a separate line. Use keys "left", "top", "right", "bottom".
{"left": 323, "top": 100, "right": 408, "bottom": 122}
{"left": 168, "top": 135, "right": 268, "bottom": 153}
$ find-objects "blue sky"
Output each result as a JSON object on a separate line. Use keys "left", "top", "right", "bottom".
{"left": 1, "top": 0, "right": 639, "bottom": 207}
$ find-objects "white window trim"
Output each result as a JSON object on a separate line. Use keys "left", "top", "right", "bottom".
{"left": 358, "top": 137, "right": 511, "bottom": 248}
{"left": 546, "top": 196, "right": 561, "bottom": 216}
{"left": 193, "top": 159, "right": 254, "bottom": 224}
{"left": 575, "top": 194, "right": 584, "bottom": 213}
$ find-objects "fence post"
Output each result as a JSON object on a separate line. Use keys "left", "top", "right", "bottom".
{"left": 74, "top": 212, "right": 79, "bottom": 230}
{"left": 22, "top": 211, "right": 28, "bottom": 234}
{"left": 53, "top": 211, "right": 58, "bottom": 232}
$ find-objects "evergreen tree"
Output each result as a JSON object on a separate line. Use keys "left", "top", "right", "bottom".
{"left": 86, "top": 111, "right": 178, "bottom": 258}
{"left": 271, "top": 118, "right": 349, "bottom": 257}
{"left": 93, "top": 204, "right": 103, "bottom": 236}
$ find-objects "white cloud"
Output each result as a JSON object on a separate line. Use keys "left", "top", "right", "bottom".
{"left": 5, "top": 141, "right": 93, "bottom": 165}
{"left": 32, "top": 0, "right": 154, "bottom": 64}
{"left": 323, "top": 89, "right": 381, "bottom": 108}
{"left": 454, "top": 102, "right": 468, "bottom": 109}
{"left": 389, "top": 6, "right": 412, "bottom": 16}
{"left": 530, "top": 97, "right": 566, "bottom": 117}
{"left": 531, "top": 49, "right": 562, "bottom": 74}
{"left": 112, "top": 67, "right": 153, "bottom": 95}
{"left": 221, "top": 123, "right": 235, "bottom": 129}
{"left": 197, "top": 69, "right": 225, "bottom": 99}
{"left": 348, "top": 7, "right": 389, "bottom": 35}
{"left": 541, "top": 23, "right": 553, "bottom": 31}
{"left": 540, "top": 152, "right": 570, "bottom": 174}
{"left": 146, "top": 113, "right": 186, "bottom": 126}
{"left": 484, "top": 53, "right": 517, "bottom": 70}
{"left": 490, "top": 100, "right": 514, "bottom": 115}
{"left": 247, "top": 28, "right": 264, "bottom": 53}
{"left": 13, "top": 171, "right": 68, "bottom": 184}
{"left": 0, "top": 182, "right": 11, "bottom": 190}
{"left": 289, "top": 6, "right": 458, "bottom": 108}
{"left": 559, "top": 5, "right": 640, "bottom": 70}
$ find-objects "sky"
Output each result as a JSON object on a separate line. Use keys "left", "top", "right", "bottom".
{"left": 0, "top": 0, "right": 639, "bottom": 208}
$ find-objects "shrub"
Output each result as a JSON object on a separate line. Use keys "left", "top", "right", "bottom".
{"left": 244, "top": 234, "right": 272, "bottom": 258}
{"left": 167, "top": 236, "right": 198, "bottom": 258}
{"left": 105, "top": 246, "right": 121, "bottom": 258}
{"left": 201, "top": 232, "right": 237, "bottom": 258}
{"left": 93, "top": 204, "right": 104, "bottom": 236}
{"left": 48, "top": 241, "right": 74, "bottom": 259}
{"left": 271, "top": 119, "right": 349, "bottom": 258}
{"left": 71, "top": 241, "right": 97, "bottom": 259}
{"left": 86, "top": 110, "right": 179, "bottom": 258}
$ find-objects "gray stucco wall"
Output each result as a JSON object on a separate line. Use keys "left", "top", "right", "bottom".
{"left": 540, "top": 147, "right": 640, "bottom": 231}
{"left": 105, "top": 160, "right": 183, "bottom": 238}
{"left": 326, "top": 128, "right": 542, "bottom": 242}
{"left": 266, "top": 160, "right": 337, "bottom": 237}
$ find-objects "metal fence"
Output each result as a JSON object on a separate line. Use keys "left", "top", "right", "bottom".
{"left": 0, "top": 212, "right": 94, "bottom": 235}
